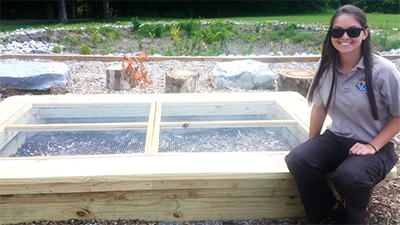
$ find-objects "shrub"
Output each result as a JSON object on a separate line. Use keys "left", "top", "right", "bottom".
{"left": 179, "top": 18, "right": 200, "bottom": 38}
{"left": 79, "top": 43, "right": 92, "bottom": 55}
{"left": 52, "top": 45, "right": 62, "bottom": 53}
{"left": 121, "top": 52, "right": 153, "bottom": 89}
{"left": 63, "top": 36, "right": 78, "bottom": 45}
{"left": 91, "top": 30, "right": 101, "bottom": 45}
{"left": 131, "top": 17, "right": 142, "bottom": 32}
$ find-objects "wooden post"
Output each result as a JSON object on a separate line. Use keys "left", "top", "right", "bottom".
{"left": 277, "top": 69, "right": 314, "bottom": 97}
{"left": 105, "top": 65, "right": 135, "bottom": 90}
{"left": 165, "top": 70, "right": 198, "bottom": 93}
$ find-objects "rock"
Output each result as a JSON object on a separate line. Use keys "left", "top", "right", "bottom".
{"left": 29, "top": 49, "right": 51, "bottom": 54}
{"left": 0, "top": 61, "right": 72, "bottom": 94}
{"left": 212, "top": 60, "right": 275, "bottom": 90}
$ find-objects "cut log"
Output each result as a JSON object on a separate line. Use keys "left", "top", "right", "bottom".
{"left": 165, "top": 70, "right": 198, "bottom": 93}
{"left": 277, "top": 69, "right": 314, "bottom": 97}
{"left": 105, "top": 65, "right": 135, "bottom": 90}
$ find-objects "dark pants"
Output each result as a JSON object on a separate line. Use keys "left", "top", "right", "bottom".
{"left": 285, "top": 130, "right": 398, "bottom": 224}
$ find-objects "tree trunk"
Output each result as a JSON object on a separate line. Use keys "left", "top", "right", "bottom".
{"left": 106, "top": 65, "right": 135, "bottom": 90}
{"left": 165, "top": 70, "right": 198, "bottom": 93}
{"left": 58, "top": 0, "right": 68, "bottom": 23}
{"left": 277, "top": 69, "right": 314, "bottom": 97}
{"left": 100, "top": 0, "right": 110, "bottom": 19}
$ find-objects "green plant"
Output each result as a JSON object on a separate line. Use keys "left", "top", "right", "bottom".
{"left": 79, "top": 43, "right": 92, "bottom": 55}
{"left": 100, "top": 27, "right": 122, "bottom": 41}
{"left": 315, "top": 44, "right": 323, "bottom": 54}
{"left": 63, "top": 35, "right": 78, "bottom": 45}
{"left": 171, "top": 25, "right": 180, "bottom": 44}
{"left": 131, "top": 17, "right": 142, "bottom": 32}
{"left": 52, "top": 45, "right": 62, "bottom": 53}
{"left": 179, "top": 18, "right": 200, "bottom": 38}
{"left": 138, "top": 40, "right": 143, "bottom": 50}
{"left": 154, "top": 23, "right": 164, "bottom": 38}
{"left": 149, "top": 47, "right": 159, "bottom": 55}
{"left": 273, "top": 47, "right": 280, "bottom": 55}
{"left": 91, "top": 29, "right": 101, "bottom": 45}
{"left": 122, "top": 52, "right": 153, "bottom": 89}
{"left": 164, "top": 46, "right": 173, "bottom": 56}
{"left": 149, "top": 32, "right": 156, "bottom": 39}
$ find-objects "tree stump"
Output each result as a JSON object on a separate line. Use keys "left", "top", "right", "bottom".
{"left": 105, "top": 65, "right": 135, "bottom": 90}
{"left": 165, "top": 70, "right": 198, "bottom": 93}
{"left": 277, "top": 69, "right": 314, "bottom": 97}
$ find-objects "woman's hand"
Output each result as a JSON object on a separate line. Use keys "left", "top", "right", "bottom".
{"left": 349, "top": 143, "right": 376, "bottom": 155}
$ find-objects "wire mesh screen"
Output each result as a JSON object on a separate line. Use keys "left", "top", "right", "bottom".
{"left": 0, "top": 129, "right": 147, "bottom": 158}
{"left": 14, "top": 104, "right": 151, "bottom": 124}
{"left": 158, "top": 126, "right": 307, "bottom": 153}
{"left": 161, "top": 102, "right": 290, "bottom": 122}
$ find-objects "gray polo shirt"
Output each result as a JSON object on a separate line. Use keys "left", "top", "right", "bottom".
{"left": 310, "top": 55, "right": 400, "bottom": 143}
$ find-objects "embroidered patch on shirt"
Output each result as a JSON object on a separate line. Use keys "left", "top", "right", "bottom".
{"left": 356, "top": 80, "right": 366, "bottom": 91}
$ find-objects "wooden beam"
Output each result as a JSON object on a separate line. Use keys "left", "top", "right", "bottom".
{"left": 0, "top": 189, "right": 304, "bottom": 224}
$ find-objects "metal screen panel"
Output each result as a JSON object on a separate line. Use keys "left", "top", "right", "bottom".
{"left": 0, "top": 129, "right": 147, "bottom": 157}
{"left": 161, "top": 102, "right": 290, "bottom": 122}
{"left": 14, "top": 104, "right": 150, "bottom": 124}
{"left": 158, "top": 126, "right": 307, "bottom": 153}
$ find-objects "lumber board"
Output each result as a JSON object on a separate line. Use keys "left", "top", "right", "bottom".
{"left": 0, "top": 193, "right": 304, "bottom": 224}
{"left": 0, "top": 178, "right": 298, "bottom": 195}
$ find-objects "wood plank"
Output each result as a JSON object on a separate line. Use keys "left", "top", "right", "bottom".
{"left": 5, "top": 123, "right": 148, "bottom": 130}
{"left": 160, "top": 120, "right": 298, "bottom": 127}
{"left": 0, "top": 194, "right": 304, "bottom": 224}
{"left": 0, "top": 178, "right": 298, "bottom": 195}
{"left": 0, "top": 154, "right": 292, "bottom": 184}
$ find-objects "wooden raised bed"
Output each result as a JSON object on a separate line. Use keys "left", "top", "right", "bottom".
{"left": 0, "top": 92, "right": 396, "bottom": 224}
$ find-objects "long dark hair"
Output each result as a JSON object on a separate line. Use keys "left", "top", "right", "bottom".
{"left": 308, "top": 4, "right": 378, "bottom": 120}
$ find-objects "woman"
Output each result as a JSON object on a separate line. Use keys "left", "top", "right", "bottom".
{"left": 285, "top": 4, "right": 400, "bottom": 224}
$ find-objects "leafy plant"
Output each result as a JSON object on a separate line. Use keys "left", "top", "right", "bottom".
{"left": 150, "top": 47, "right": 159, "bottom": 55}
{"left": 131, "top": 17, "right": 142, "bottom": 32}
{"left": 179, "top": 18, "right": 200, "bottom": 38}
{"left": 121, "top": 51, "right": 153, "bottom": 89}
{"left": 91, "top": 29, "right": 101, "bottom": 45}
{"left": 171, "top": 25, "right": 180, "bottom": 44}
{"left": 79, "top": 43, "right": 92, "bottom": 55}
{"left": 63, "top": 36, "right": 78, "bottom": 45}
{"left": 315, "top": 44, "right": 323, "bottom": 54}
{"left": 52, "top": 45, "right": 62, "bottom": 53}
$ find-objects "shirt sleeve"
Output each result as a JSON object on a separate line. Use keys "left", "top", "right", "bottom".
{"left": 306, "top": 61, "right": 326, "bottom": 108}
{"left": 378, "top": 64, "right": 400, "bottom": 117}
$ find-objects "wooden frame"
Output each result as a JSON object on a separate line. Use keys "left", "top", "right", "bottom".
{"left": 0, "top": 92, "right": 396, "bottom": 224}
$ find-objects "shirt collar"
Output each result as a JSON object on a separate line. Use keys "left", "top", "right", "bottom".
{"left": 355, "top": 56, "right": 365, "bottom": 70}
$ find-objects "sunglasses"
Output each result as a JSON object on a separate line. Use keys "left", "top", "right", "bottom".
{"left": 330, "top": 27, "right": 365, "bottom": 38}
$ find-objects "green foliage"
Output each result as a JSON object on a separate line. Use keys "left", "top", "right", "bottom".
{"left": 99, "top": 27, "right": 122, "bottom": 41}
{"left": 154, "top": 23, "right": 164, "bottom": 38}
{"left": 179, "top": 18, "right": 200, "bottom": 38}
{"left": 150, "top": 47, "right": 159, "bottom": 55}
{"left": 315, "top": 44, "right": 323, "bottom": 54}
{"left": 131, "top": 17, "right": 142, "bottom": 32}
{"left": 63, "top": 35, "right": 78, "bottom": 45}
{"left": 52, "top": 45, "right": 62, "bottom": 53}
{"left": 164, "top": 46, "right": 173, "bottom": 56}
{"left": 138, "top": 39, "right": 143, "bottom": 50}
{"left": 171, "top": 25, "right": 180, "bottom": 44}
{"left": 91, "top": 29, "right": 101, "bottom": 45}
{"left": 79, "top": 43, "right": 92, "bottom": 55}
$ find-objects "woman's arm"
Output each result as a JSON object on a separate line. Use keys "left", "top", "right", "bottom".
{"left": 350, "top": 116, "right": 400, "bottom": 155}
{"left": 309, "top": 104, "right": 328, "bottom": 139}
